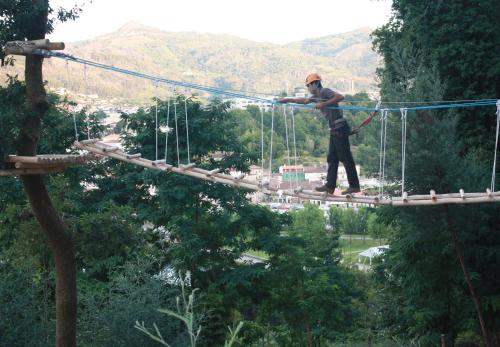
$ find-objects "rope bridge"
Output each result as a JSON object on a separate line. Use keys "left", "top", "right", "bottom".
{"left": 74, "top": 139, "right": 500, "bottom": 207}
{"left": 2, "top": 42, "right": 500, "bottom": 207}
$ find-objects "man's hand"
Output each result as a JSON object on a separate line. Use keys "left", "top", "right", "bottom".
{"left": 315, "top": 102, "right": 326, "bottom": 109}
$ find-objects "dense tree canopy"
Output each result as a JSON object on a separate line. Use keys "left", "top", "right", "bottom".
{"left": 370, "top": 1, "right": 500, "bottom": 346}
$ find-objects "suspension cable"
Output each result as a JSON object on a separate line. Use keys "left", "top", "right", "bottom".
{"left": 492, "top": 101, "right": 500, "bottom": 192}
{"left": 33, "top": 49, "right": 499, "bottom": 113}
{"left": 260, "top": 106, "right": 265, "bottom": 180}
{"left": 382, "top": 110, "right": 389, "bottom": 197}
{"left": 66, "top": 58, "right": 79, "bottom": 142}
{"left": 184, "top": 94, "right": 191, "bottom": 164}
{"left": 378, "top": 110, "right": 388, "bottom": 197}
{"left": 164, "top": 92, "right": 171, "bottom": 162}
{"left": 83, "top": 63, "right": 90, "bottom": 140}
{"left": 283, "top": 105, "right": 291, "bottom": 167}
{"left": 154, "top": 81, "right": 159, "bottom": 161}
{"left": 173, "top": 90, "right": 180, "bottom": 166}
{"left": 291, "top": 106, "right": 299, "bottom": 189}
{"left": 400, "top": 108, "right": 408, "bottom": 195}
{"left": 269, "top": 104, "right": 275, "bottom": 180}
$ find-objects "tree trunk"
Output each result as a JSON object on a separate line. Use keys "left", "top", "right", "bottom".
{"left": 443, "top": 206, "right": 492, "bottom": 347}
{"left": 18, "top": 43, "right": 77, "bottom": 347}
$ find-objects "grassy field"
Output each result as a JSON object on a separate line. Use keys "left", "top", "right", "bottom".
{"left": 340, "top": 235, "right": 387, "bottom": 264}
{"left": 245, "top": 235, "right": 387, "bottom": 264}
{"left": 245, "top": 249, "right": 269, "bottom": 259}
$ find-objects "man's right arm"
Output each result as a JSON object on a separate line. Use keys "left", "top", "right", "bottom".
{"left": 278, "top": 97, "right": 311, "bottom": 104}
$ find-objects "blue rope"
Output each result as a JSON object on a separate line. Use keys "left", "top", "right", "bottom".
{"left": 38, "top": 49, "right": 498, "bottom": 113}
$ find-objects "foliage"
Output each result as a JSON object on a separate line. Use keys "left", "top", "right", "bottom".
{"left": 0, "top": 0, "right": 82, "bottom": 40}
{"left": 77, "top": 259, "right": 187, "bottom": 347}
{"left": 135, "top": 273, "right": 245, "bottom": 347}
{"left": 373, "top": 0, "right": 500, "bottom": 153}
{"left": 328, "top": 206, "right": 372, "bottom": 236}
{"left": 0, "top": 263, "right": 55, "bottom": 347}
{"left": 135, "top": 274, "right": 202, "bottom": 347}
{"left": 258, "top": 204, "right": 361, "bottom": 347}
{"left": 370, "top": 1, "right": 500, "bottom": 345}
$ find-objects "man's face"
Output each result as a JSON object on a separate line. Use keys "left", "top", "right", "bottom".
{"left": 307, "top": 82, "right": 319, "bottom": 95}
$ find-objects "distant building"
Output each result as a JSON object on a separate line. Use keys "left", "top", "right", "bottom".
{"left": 226, "top": 98, "right": 273, "bottom": 111}
{"left": 249, "top": 165, "right": 263, "bottom": 177}
{"left": 304, "top": 165, "right": 327, "bottom": 182}
{"left": 279, "top": 165, "right": 305, "bottom": 182}
{"left": 338, "top": 164, "right": 361, "bottom": 183}
{"left": 293, "top": 87, "right": 307, "bottom": 98}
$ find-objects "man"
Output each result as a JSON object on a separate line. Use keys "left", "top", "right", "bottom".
{"left": 279, "top": 73, "right": 360, "bottom": 195}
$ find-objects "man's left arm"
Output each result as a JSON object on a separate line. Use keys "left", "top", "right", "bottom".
{"left": 315, "top": 91, "right": 344, "bottom": 109}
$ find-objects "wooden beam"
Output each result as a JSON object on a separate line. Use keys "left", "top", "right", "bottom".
{"left": 15, "top": 162, "right": 62, "bottom": 169}
{"left": 4, "top": 40, "right": 65, "bottom": 56}
{"left": 6, "top": 154, "right": 98, "bottom": 166}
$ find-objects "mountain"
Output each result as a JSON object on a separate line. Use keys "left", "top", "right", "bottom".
{"left": 285, "top": 27, "right": 380, "bottom": 77}
{"left": 4, "top": 22, "right": 381, "bottom": 104}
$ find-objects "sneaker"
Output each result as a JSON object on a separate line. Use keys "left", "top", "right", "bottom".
{"left": 341, "top": 187, "right": 361, "bottom": 195}
{"left": 315, "top": 185, "right": 335, "bottom": 194}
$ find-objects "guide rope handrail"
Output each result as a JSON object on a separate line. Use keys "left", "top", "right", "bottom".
{"left": 30, "top": 49, "right": 498, "bottom": 113}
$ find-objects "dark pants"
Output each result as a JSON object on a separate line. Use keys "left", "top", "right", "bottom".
{"left": 326, "top": 126, "right": 360, "bottom": 189}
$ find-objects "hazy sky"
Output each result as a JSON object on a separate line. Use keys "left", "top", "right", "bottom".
{"left": 49, "top": 0, "right": 393, "bottom": 44}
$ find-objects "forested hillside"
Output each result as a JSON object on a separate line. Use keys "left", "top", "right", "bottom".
{"left": 3, "top": 22, "right": 379, "bottom": 103}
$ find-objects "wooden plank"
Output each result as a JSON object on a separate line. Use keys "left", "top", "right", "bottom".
{"left": 206, "top": 168, "right": 220, "bottom": 176}
{"left": 14, "top": 162, "right": 62, "bottom": 169}
{"left": 80, "top": 139, "right": 99, "bottom": 145}
{"left": 7, "top": 154, "right": 98, "bottom": 165}
{"left": 126, "top": 153, "right": 142, "bottom": 159}
{"left": 103, "top": 146, "right": 120, "bottom": 153}
{"left": 180, "top": 163, "right": 196, "bottom": 170}
{"left": 7, "top": 155, "right": 43, "bottom": 164}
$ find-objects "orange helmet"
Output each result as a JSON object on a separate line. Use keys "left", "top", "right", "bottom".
{"left": 305, "top": 73, "right": 321, "bottom": 86}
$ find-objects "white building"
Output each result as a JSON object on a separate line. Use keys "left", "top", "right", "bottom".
{"left": 226, "top": 97, "right": 274, "bottom": 111}
{"left": 304, "top": 165, "right": 327, "bottom": 182}
{"left": 293, "top": 87, "right": 307, "bottom": 98}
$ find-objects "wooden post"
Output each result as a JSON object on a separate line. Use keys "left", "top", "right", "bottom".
{"left": 17, "top": 17, "right": 76, "bottom": 346}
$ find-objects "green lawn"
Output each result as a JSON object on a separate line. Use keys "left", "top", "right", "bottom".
{"left": 245, "top": 235, "right": 387, "bottom": 264}
{"left": 245, "top": 249, "right": 269, "bottom": 260}
{"left": 340, "top": 235, "right": 387, "bottom": 264}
